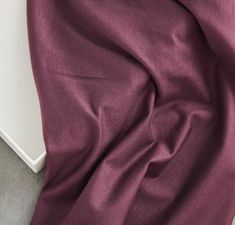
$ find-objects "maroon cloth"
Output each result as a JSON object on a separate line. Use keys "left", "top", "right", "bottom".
{"left": 27, "top": 0, "right": 235, "bottom": 224}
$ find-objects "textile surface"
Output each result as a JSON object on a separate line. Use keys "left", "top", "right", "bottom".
{"left": 27, "top": 0, "right": 235, "bottom": 224}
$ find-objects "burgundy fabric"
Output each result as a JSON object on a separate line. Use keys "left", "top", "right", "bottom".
{"left": 27, "top": 0, "right": 235, "bottom": 224}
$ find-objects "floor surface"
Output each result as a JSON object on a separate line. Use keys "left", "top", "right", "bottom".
{"left": 0, "top": 137, "right": 44, "bottom": 225}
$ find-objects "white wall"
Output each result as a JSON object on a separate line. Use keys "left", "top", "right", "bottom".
{"left": 0, "top": 0, "right": 46, "bottom": 173}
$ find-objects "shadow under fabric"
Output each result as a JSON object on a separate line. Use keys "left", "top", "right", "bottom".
{"left": 27, "top": 0, "right": 235, "bottom": 224}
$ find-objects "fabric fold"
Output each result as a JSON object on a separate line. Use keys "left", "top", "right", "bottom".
{"left": 27, "top": 0, "right": 235, "bottom": 224}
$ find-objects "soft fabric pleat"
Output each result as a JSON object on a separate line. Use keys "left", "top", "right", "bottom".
{"left": 27, "top": 1, "right": 235, "bottom": 224}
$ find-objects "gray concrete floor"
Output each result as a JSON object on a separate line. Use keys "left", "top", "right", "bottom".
{"left": 0, "top": 137, "right": 44, "bottom": 225}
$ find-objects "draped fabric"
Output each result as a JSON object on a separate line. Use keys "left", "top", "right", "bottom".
{"left": 27, "top": 0, "right": 235, "bottom": 224}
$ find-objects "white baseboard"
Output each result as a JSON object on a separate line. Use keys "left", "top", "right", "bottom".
{"left": 0, "top": 128, "right": 46, "bottom": 173}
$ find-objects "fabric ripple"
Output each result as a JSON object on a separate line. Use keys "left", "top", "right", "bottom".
{"left": 27, "top": 1, "right": 235, "bottom": 224}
